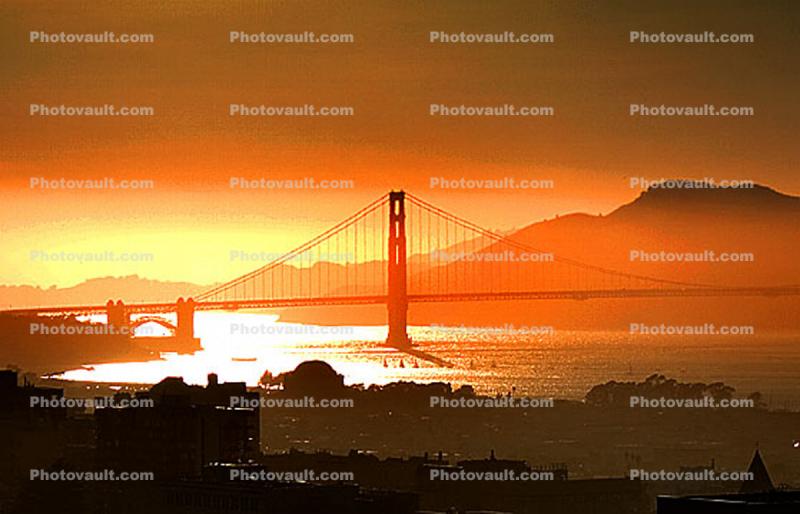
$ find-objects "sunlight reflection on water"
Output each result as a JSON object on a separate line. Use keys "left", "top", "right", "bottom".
{"left": 57, "top": 312, "right": 800, "bottom": 403}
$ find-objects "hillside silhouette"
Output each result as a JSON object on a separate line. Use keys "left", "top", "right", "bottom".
{"left": 0, "top": 276, "right": 211, "bottom": 310}
{"left": 509, "top": 183, "right": 799, "bottom": 286}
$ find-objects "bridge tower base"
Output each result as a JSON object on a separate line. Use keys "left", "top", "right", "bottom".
{"left": 176, "top": 297, "right": 196, "bottom": 342}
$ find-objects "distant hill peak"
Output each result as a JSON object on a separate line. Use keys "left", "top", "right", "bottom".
{"left": 612, "top": 181, "right": 799, "bottom": 218}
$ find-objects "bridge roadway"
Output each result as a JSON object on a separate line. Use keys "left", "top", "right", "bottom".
{"left": 4, "top": 285, "right": 799, "bottom": 317}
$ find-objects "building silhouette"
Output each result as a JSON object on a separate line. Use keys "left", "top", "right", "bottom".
{"left": 657, "top": 450, "right": 800, "bottom": 513}
{"left": 96, "top": 373, "right": 259, "bottom": 479}
{"left": 259, "top": 448, "right": 646, "bottom": 514}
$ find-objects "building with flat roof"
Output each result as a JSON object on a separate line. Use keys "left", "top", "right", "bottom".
{"left": 657, "top": 450, "right": 800, "bottom": 513}
{"left": 657, "top": 491, "right": 800, "bottom": 513}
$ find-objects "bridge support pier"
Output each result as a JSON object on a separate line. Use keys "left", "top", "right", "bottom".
{"left": 106, "top": 299, "right": 130, "bottom": 335}
{"left": 176, "top": 297, "right": 195, "bottom": 342}
{"left": 386, "top": 191, "right": 411, "bottom": 348}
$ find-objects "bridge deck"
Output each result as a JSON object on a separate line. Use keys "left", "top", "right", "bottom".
{"left": 2, "top": 286, "right": 799, "bottom": 316}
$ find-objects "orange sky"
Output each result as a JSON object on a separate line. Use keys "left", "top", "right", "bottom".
{"left": 1, "top": 0, "right": 797, "bottom": 287}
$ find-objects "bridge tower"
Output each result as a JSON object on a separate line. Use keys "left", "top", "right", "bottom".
{"left": 386, "top": 191, "right": 411, "bottom": 348}
{"left": 105, "top": 299, "right": 129, "bottom": 335}
{"left": 176, "top": 297, "right": 196, "bottom": 341}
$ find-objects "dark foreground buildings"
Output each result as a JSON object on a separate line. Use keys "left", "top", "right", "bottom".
{"left": 658, "top": 491, "right": 800, "bottom": 513}
{"left": 658, "top": 451, "right": 800, "bottom": 513}
{"left": 258, "top": 448, "right": 647, "bottom": 514}
{"left": 157, "top": 479, "right": 417, "bottom": 514}
{"left": 96, "top": 373, "right": 260, "bottom": 479}
{"left": 13, "top": 363, "right": 799, "bottom": 513}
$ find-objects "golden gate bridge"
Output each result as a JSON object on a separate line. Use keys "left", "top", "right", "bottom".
{"left": 5, "top": 191, "right": 799, "bottom": 348}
